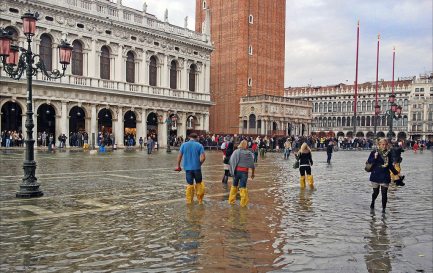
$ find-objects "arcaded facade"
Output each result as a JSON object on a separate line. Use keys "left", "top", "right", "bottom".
{"left": 0, "top": 0, "right": 213, "bottom": 147}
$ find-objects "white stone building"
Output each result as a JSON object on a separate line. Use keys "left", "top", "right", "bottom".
{"left": 285, "top": 79, "right": 412, "bottom": 139}
{"left": 285, "top": 74, "right": 433, "bottom": 140}
{"left": 239, "top": 95, "right": 312, "bottom": 136}
{"left": 407, "top": 73, "right": 433, "bottom": 140}
{"left": 0, "top": 0, "right": 213, "bottom": 147}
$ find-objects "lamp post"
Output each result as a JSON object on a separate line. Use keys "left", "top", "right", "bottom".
{"left": 0, "top": 12, "right": 72, "bottom": 198}
{"left": 386, "top": 94, "right": 402, "bottom": 141}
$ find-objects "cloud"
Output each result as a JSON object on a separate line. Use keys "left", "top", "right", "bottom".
{"left": 123, "top": 0, "right": 432, "bottom": 87}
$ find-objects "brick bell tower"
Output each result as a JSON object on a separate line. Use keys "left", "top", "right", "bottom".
{"left": 196, "top": 0, "right": 286, "bottom": 134}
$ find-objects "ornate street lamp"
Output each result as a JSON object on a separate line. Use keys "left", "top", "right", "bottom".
{"left": 0, "top": 11, "right": 72, "bottom": 198}
{"left": 386, "top": 94, "right": 403, "bottom": 141}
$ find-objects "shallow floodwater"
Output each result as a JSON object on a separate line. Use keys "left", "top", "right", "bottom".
{"left": 0, "top": 148, "right": 431, "bottom": 272}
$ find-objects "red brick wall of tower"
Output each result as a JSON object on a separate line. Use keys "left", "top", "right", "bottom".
{"left": 196, "top": 0, "right": 286, "bottom": 134}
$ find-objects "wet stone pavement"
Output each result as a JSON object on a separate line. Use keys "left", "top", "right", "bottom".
{"left": 0, "top": 148, "right": 432, "bottom": 273}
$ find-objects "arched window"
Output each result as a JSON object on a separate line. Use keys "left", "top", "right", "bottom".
{"left": 342, "top": 117, "right": 346, "bottom": 126}
{"left": 403, "top": 115, "right": 408, "bottom": 126}
{"left": 361, "top": 116, "right": 365, "bottom": 126}
{"left": 314, "top": 103, "right": 318, "bottom": 113}
{"left": 149, "top": 56, "right": 157, "bottom": 86}
{"left": 337, "top": 117, "right": 341, "bottom": 126}
{"left": 4, "top": 26, "right": 18, "bottom": 40}
{"left": 362, "top": 101, "right": 366, "bottom": 112}
{"left": 324, "top": 103, "right": 328, "bottom": 112}
{"left": 126, "top": 51, "right": 135, "bottom": 83}
{"left": 367, "top": 101, "right": 372, "bottom": 112}
{"left": 100, "top": 46, "right": 110, "bottom": 80}
{"left": 72, "top": 40, "right": 83, "bottom": 76}
{"left": 170, "top": 60, "right": 177, "bottom": 89}
{"left": 39, "top": 34, "right": 52, "bottom": 71}
{"left": 249, "top": 114, "right": 256, "bottom": 129}
{"left": 337, "top": 102, "right": 341, "bottom": 112}
{"left": 333, "top": 102, "right": 337, "bottom": 112}
{"left": 328, "top": 102, "right": 332, "bottom": 112}
{"left": 189, "top": 64, "right": 196, "bottom": 92}
{"left": 366, "top": 116, "right": 370, "bottom": 126}
{"left": 319, "top": 102, "right": 323, "bottom": 112}
{"left": 342, "top": 101, "right": 346, "bottom": 112}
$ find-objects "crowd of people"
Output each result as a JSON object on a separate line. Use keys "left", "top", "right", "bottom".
{"left": 0, "top": 130, "right": 24, "bottom": 147}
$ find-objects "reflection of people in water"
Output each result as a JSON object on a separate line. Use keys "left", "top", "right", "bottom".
{"left": 365, "top": 213, "right": 392, "bottom": 273}
{"left": 178, "top": 206, "right": 205, "bottom": 253}
{"left": 298, "top": 188, "right": 313, "bottom": 212}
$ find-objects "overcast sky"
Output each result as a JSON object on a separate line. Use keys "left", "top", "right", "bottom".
{"left": 123, "top": 0, "right": 432, "bottom": 87}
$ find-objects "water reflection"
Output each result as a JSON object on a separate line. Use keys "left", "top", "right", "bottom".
{"left": 298, "top": 188, "right": 314, "bottom": 213}
{"left": 365, "top": 212, "right": 392, "bottom": 273}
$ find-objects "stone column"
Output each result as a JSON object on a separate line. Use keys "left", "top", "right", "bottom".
{"left": 115, "top": 107, "right": 124, "bottom": 147}
{"left": 114, "top": 46, "right": 123, "bottom": 81}
{"left": 140, "top": 108, "right": 147, "bottom": 139}
{"left": 178, "top": 112, "right": 187, "bottom": 139}
{"left": 182, "top": 66, "right": 188, "bottom": 91}
{"left": 205, "top": 60, "right": 210, "bottom": 93}
{"left": 203, "top": 113, "right": 209, "bottom": 132}
{"left": 52, "top": 42, "right": 59, "bottom": 72}
{"left": 90, "top": 105, "right": 97, "bottom": 147}
{"left": 55, "top": 113, "right": 62, "bottom": 145}
{"left": 61, "top": 102, "right": 68, "bottom": 140}
{"left": 246, "top": 117, "right": 250, "bottom": 134}
{"left": 158, "top": 111, "right": 168, "bottom": 148}
{"left": 83, "top": 50, "right": 89, "bottom": 77}
{"left": 162, "top": 55, "right": 168, "bottom": 88}
{"left": 89, "top": 39, "right": 97, "bottom": 78}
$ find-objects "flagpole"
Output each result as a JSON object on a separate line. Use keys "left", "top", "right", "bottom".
{"left": 373, "top": 34, "right": 380, "bottom": 138}
{"left": 353, "top": 20, "right": 360, "bottom": 137}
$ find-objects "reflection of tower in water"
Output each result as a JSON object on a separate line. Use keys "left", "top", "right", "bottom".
{"left": 364, "top": 213, "right": 392, "bottom": 273}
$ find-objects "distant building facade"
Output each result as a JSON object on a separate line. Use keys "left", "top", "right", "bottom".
{"left": 196, "top": 0, "right": 286, "bottom": 134}
{"left": 285, "top": 74, "right": 433, "bottom": 140}
{"left": 0, "top": 0, "right": 213, "bottom": 147}
{"left": 239, "top": 95, "right": 312, "bottom": 136}
{"left": 407, "top": 74, "right": 433, "bottom": 140}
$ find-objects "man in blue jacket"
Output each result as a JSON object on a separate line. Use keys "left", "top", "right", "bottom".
{"left": 176, "top": 133, "right": 206, "bottom": 204}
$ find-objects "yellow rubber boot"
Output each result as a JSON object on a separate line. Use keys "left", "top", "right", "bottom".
{"left": 239, "top": 188, "right": 249, "bottom": 207}
{"left": 228, "top": 186, "right": 238, "bottom": 205}
{"left": 185, "top": 185, "right": 195, "bottom": 204}
{"left": 307, "top": 175, "right": 314, "bottom": 188}
{"left": 195, "top": 182, "right": 205, "bottom": 204}
{"left": 300, "top": 176, "right": 306, "bottom": 188}
{"left": 390, "top": 163, "right": 401, "bottom": 182}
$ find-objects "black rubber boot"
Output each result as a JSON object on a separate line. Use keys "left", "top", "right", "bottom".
{"left": 371, "top": 187, "right": 379, "bottom": 209}
{"left": 381, "top": 186, "right": 388, "bottom": 213}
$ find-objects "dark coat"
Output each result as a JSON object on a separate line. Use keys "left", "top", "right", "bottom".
{"left": 367, "top": 150, "right": 399, "bottom": 184}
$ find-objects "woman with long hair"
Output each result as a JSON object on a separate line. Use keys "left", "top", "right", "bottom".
{"left": 297, "top": 142, "right": 314, "bottom": 188}
{"left": 367, "top": 138, "right": 400, "bottom": 213}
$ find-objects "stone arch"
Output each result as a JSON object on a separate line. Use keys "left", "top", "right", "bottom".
{"left": 356, "top": 131, "right": 364, "bottom": 137}
{"left": 397, "top": 132, "right": 407, "bottom": 140}
{"left": 248, "top": 114, "right": 256, "bottom": 129}
{"left": 97, "top": 108, "right": 114, "bottom": 134}
{"left": 69, "top": 106, "right": 86, "bottom": 133}
{"left": 337, "top": 131, "right": 345, "bottom": 137}
{"left": 377, "top": 131, "right": 385, "bottom": 138}
{"left": 1, "top": 100, "right": 23, "bottom": 132}
{"left": 366, "top": 131, "right": 375, "bottom": 138}
{"left": 37, "top": 103, "right": 57, "bottom": 140}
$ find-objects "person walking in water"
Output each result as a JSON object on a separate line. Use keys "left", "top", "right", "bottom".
{"left": 296, "top": 143, "right": 314, "bottom": 189}
{"left": 367, "top": 138, "right": 400, "bottom": 213}
{"left": 176, "top": 133, "right": 206, "bottom": 204}
{"left": 221, "top": 136, "right": 234, "bottom": 184}
{"left": 228, "top": 140, "right": 255, "bottom": 207}
{"left": 146, "top": 137, "right": 154, "bottom": 154}
{"left": 326, "top": 140, "right": 334, "bottom": 164}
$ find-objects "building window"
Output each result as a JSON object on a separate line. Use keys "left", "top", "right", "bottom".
{"left": 126, "top": 51, "right": 135, "bottom": 83}
{"left": 148, "top": 56, "right": 158, "bottom": 86}
{"left": 248, "top": 45, "right": 253, "bottom": 55}
{"left": 189, "top": 64, "right": 196, "bottom": 91}
{"left": 203, "top": 1, "right": 206, "bottom": 9}
{"left": 100, "top": 46, "right": 110, "bottom": 80}
{"left": 72, "top": 40, "right": 83, "bottom": 76}
{"left": 247, "top": 78, "right": 252, "bottom": 87}
{"left": 248, "top": 15, "right": 254, "bottom": 24}
{"left": 39, "top": 34, "right": 52, "bottom": 71}
{"left": 170, "top": 60, "right": 177, "bottom": 89}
